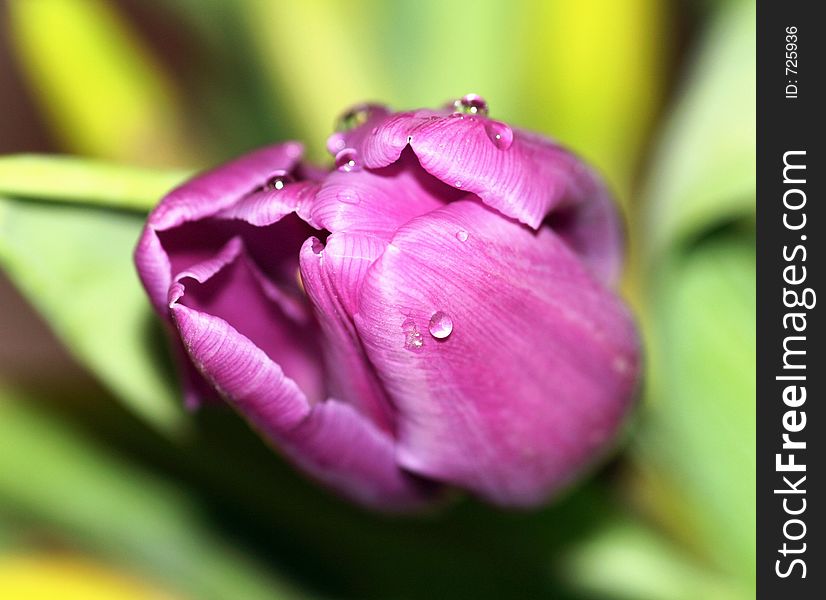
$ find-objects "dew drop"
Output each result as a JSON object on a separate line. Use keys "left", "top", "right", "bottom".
{"left": 335, "top": 148, "right": 361, "bottom": 172}
{"left": 452, "top": 93, "right": 489, "bottom": 116}
{"left": 428, "top": 311, "right": 453, "bottom": 339}
{"left": 285, "top": 143, "right": 302, "bottom": 159}
{"left": 335, "top": 102, "right": 385, "bottom": 132}
{"left": 337, "top": 189, "right": 361, "bottom": 205}
{"left": 326, "top": 132, "right": 346, "bottom": 155}
{"left": 260, "top": 170, "right": 293, "bottom": 191}
{"left": 612, "top": 356, "right": 631, "bottom": 375}
{"left": 485, "top": 121, "right": 513, "bottom": 150}
{"left": 402, "top": 318, "right": 424, "bottom": 352}
{"left": 455, "top": 230, "right": 469, "bottom": 242}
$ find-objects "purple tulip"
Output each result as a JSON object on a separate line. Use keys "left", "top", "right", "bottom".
{"left": 135, "top": 97, "right": 640, "bottom": 510}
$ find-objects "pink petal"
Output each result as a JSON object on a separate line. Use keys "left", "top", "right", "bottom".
{"left": 135, "top": 142, "right": 314, "bottom": 312}
{"left": 335, "top": 110, "right": 623, "bottom": 284}
{"left": 138, "top": 209, "right": 318, "bottom": 409}
{"left": 214, "top": 181, "right": 319, "bottom": 228}
{"left": 169, "top": 236, "right": 325, "bottom": 404}
{"left": 135, "top": 225, "right": 174, "bottom": 314}
{"left": 148, "top": 142, "right": 304, "bottom": 231}
{"left": 543, "top": 184, "right": 625, "bottom": 286}
{"left": 311, "top": 149, "right": 460, "bottom": 238}
{"left": 354, "top": 199, "right": 640, "bottom": 506}
{"left": 286, "top": 398, "right": 436, "bottom": 510}
{"left": 170, "top": 248, "right": 435, "bottom": 509}
{"left": 325, "top": 103, "right": 393, "bottom": 157}
{"left": 298, "top": 233, "right": 395, "bottom": 433}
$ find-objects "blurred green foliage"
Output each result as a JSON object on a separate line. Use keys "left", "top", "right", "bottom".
{"left": 0, "top": 191, "right": 186, "bottom": 432}
{"left": 634, "top": 0, "right": 756, "bottom": 590}
{"left": 0, "top": 0, "right": 755, "bottom": 598}
{"left": 7, "top": 0, "right": 189, "bottom": 165}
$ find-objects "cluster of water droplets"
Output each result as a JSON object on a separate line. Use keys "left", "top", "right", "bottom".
{"left": 402, "top": 318, "right": 425, "bottom": 352}
{"left": 401, "top": 311, "right": 455, "bottom": 352}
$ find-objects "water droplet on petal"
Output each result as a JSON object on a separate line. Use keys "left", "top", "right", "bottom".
{"left": 455, "top": 181, "right": 463, "bottom": 188}
{"left": 260, "top": 170, "right": 294, "bottom": 191}
{"left": 455, "top": 230, "right": 469, "bottom": 242}
{"left": 452, "top": 93, "right": 489, "bottom": 116}
{"left": 326, "top": 132, "right": 346, "bottom": 155}
{"left": 335, "top": 148, "right": 361, "bottom": 172}
{"left": 428, "top": 311, "right": 453, "bottom": 339}
{"left": 285, "top": 143, "right": 302, "bottom": 159}
{"left": 335, "top": 102, "right": 386, "bottom": 132}
{"left": 612, "top": 356, "right": 631, "bottom": 374}
{"left": 337, "top": 189, "right": 361, "bottom": 205}
{"left": 485, "top": 121, "right": 513, "bottom": 150}
{"left": 402, "top": 318, "right": 424, "bottom": 352}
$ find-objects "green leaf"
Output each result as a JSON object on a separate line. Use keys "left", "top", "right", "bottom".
{"left": 642, "top": 0, "right": 755, "bottom": 254}
{"left": 641, "top": 232, "right": 755, "bottom": 582}
{"left": 0, "top": 383, "right": 305, "bottom": 600}
{"left": 0, "top": 154, "right": 188, "bottom": 212}
{"left": 559, "top": 517, "right": 751, "bottom": 600}
{"left": 634, "top": 0, "right": 756, "bottom": 586}
{"left": 0, "top": 196, "right": 184, "bottom": 433}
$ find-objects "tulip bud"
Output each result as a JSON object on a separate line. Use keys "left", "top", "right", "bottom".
{"left": 135, "top": 98, "right": 640, "bottom": 510}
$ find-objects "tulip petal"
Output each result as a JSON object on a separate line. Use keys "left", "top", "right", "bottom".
{"left": 148, "top": 142, "right": 304, "bottom": 231}
{"left": 311, "top": 149, "right": 460, "bottom": 238}
{"left": 135, "top": 142, "right": 314, "bottom": 313}
{"left": 543, "top": 184, "right": 624, "bottom": 286}
{"left": 325, "top": 103, "right": 393, "bottom": 157}
{"left": 299, "top": 233, "right": 395, "bottom": 432}
{"left": 214, "top": 181, "right": 319, "bottom": 228}
{"left": 137, "top": 176, "right": 321, "bottom": 410}
{"left": 170, "top": 242, "right": 434, "bottom": 509}
{"left": 169, "top": 236, "right": 325, "bottom": 404}
{"left": 138, "top": 209, "right": 317, "bottom": 409}
{"left": 287, "top": 398, "right": 436, "bottom": 510}
{"left": 338, "top": 111, "right": 623, "bottom": 284}
{"left": 355, "top": 199, "right": 639, "bottom": 506}
{"left": 134, "top": 224, "right": 174, "bottom": 313}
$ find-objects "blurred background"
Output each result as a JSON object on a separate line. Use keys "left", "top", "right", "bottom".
{"left": 0, "top": 0, "right": 754, "bottom": 598}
